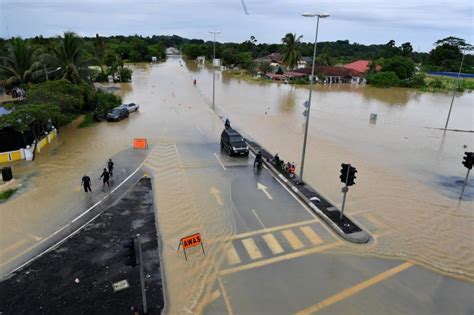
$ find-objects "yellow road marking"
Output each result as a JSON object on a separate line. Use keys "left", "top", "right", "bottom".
{"left": 217, "top": 276, "right": 234, "bottom": 315}
{"left": 282, "top": 229, "right": 304, "bottom": 250}
{"left": 227, "top": 244, "right": 241, "bottom": 265}
{"left": 294, "top": 261, "right": 414, "bottom": 315}
{"left": 262, "top": 234, "right": 284, "bottom": 254}
{"left": 231, "top": 219, "right": 318, "bottom": 240}
{"left": 220, "top": 242, "right": 342, "bottom": 276}
{"left": 300, "top": 226, "right": 323, "bottom": 246}
{"left": 241, "top": 238, "right": 263, "bottom": 260}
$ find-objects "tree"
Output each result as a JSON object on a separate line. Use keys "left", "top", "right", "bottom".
{"left": 401, "top": 42, "right": 413, "bottom": 57}
{"left": 366, "top": 71, "right": 400, "bottom": 87}
{"left": 428, "top": 37, "right": 472, "bottom": 72}
{"left": 317, "top": 46, "right": 335, "bottom": 66}
{"left": 42, "top": 32, "right": 96, "bottom": 84}
{"left": 381, "top": 56, "right": 415, "bottom": 80}
{"left": 0, "top": 38, "right": 43, "bottom": 88}
{"left": 258, "top": 62, "right": 272, "bottom": 75}
{"left": 382, "top": 40, "right": 401, "bottom": 58}
{"left": 281, "top": 33, "right": 302, "bottom": 70}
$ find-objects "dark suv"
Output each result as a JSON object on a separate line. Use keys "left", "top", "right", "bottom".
{"left": 107, "top": 107, "right": 129, "bottom": 121}
{"left": 221, "top": 128, "right": 249, "bottom": 156}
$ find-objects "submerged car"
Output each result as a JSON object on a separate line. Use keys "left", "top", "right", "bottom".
{"left": 120, "top": 103, "right": 140, "bottom": 112}
{"left": 220, "top": 128, "right": 249, "bottom": 156}
{"left": 107, "top": 107, "right": 129, "bottom": 121}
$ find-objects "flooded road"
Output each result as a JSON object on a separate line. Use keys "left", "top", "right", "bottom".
{"left": 1, "top": 57, "right": 473, "bottom": 313}
{"left": 186, "top": 61, "right": 474, "bottom": 280}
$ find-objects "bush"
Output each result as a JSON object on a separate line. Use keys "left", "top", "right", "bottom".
{"left": 291, "top": 78, "right": 308, "bottom": 85}
{"left": 94, "top": 92, "right": 122, "bottom": 117}
{"left": 94, "top": 72, "right": 109, "bottom": 82}
{"left": 119, "top": 67, "right": 133, "bottom": 82}
{"left": 367, "top": 71, "right": 400, "bottom": 87}
{"left": 27, "top": 79, "right": 95, "bottom": 113}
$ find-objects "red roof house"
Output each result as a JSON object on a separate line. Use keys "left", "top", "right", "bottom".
{"left": 343, "top": 60, "right": 380, "bottom": 73}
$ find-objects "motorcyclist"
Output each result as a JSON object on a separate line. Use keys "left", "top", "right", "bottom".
{"left": 254, "top": 151, "right": 263, "bottom": 168}
{"left": 225, "top": 118, "right": 231, "bottom": 129}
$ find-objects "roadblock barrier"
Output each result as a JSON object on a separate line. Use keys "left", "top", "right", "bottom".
{"left": 133, "top": 138, "right": 148, "bottom": 150}
{"left": 177, "top": 233, "right": 205, "bottom": 260}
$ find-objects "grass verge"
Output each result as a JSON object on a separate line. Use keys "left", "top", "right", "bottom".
{"left": 78, "top": 113, "right": 95, "bottom": 128}
{"left": 0, "top": 188, "right": 17, "bottom": 201}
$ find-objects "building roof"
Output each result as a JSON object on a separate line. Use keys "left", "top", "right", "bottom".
{"left": 293, "top": 66, "right": 363, "bottom": 77}
{"left": 267, "top": 53, "right": 282, "bottom": 63}
{"left": 343, "top": 60, "right": 380, "bottom": 73}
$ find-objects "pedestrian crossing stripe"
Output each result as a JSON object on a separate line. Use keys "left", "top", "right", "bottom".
{"left": 262, "top": 233, "right": 284, "bottom": 254}
{"left": 241, "top": 238, "right": 263, "bottom": 260}
{"left": 227, "top": 244, "right": 241, "bottom": 265}
{"left": 282, "top": 229, "right": 305, "bottom": 250}
{"left": 300, "top": 226, "right": 323, "bottom": 245}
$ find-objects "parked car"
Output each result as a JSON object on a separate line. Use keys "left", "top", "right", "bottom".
{"left": 220, "top": 128, "right": 249, "bottom": 156}
{"left": 107, "top": 107, "right": 129, "bottom": 121}
{"left": 120, "top": 103, "right": 140, "bottom": 112}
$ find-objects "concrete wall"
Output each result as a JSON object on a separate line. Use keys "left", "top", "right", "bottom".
{"left": 0, "top": 128, "right": 57, "bottom": 163}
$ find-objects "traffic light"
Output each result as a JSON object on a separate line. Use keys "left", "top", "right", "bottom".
{"left": 340, "top": 163, "right": 357, "bottom": 186}
{"left": 122, "top": 237, "right": 138, "bottom": 267}
{"left": 340, "top": 164, "right": 349, "bottom": 183}
{"left": 347, "top": 167, "right": 357, "bottom": 186}
{"left": 462, "top": 152, "right": 473, "bottom": 170}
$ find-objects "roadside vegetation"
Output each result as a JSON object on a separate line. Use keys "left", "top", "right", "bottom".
{"left": 0, "top": 32, "right": 124, "bottom": 156}
{"left": 0, "top": 188, "right": 17, "bottom": 201}
{"left": 180, "top": 35, "right": 473, "bottom": 91}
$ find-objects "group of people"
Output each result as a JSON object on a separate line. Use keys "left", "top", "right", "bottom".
{"left": 81, "top": 159, "right": 114, "bottom": 193}
{"left": 270, "top": 153, "right": 296, "bottom": 177}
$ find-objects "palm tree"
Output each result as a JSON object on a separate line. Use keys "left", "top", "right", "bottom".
{"left": 0, "top": 38, "right": 42, "bottom": 89}
{"left": 42, "top": 32, "right": 95, "bottom": 84}
{"left": 281, "top": 33, "right": 303, "bottom": 70}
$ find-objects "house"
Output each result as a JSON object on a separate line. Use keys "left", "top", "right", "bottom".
{"left": 343, "top": 60, "right": 381, "bottom": 73}
{"left": 293, "top": 66, "right": 365, "bottom": 84}
{"left": 196, "top": 56, "right": 206, "bottom": 64}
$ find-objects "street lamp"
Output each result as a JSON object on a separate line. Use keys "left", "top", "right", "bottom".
{"left": 43, "top": 66, "right": 62, "bottom": 81}
{"left": 209, "top": 31, "right": 220, "bottom": 111}
{"left": 299, "top": 12, "right": 329, "bottom": 181}
{"left": 444, "top": 53, "right": 465, "bottom": 130}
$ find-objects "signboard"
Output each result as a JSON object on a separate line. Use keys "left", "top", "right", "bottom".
{"left": 177, "top": 233, "right": 205, "bottom": 260}
{"left": 213, "top": 59, "right": 221, "bottom": 67}
{"left": 133, "top": 138, "right": 148, "bottom": 150}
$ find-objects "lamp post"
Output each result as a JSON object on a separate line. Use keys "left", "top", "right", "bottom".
{"left": 299, "top": 13, "right": 329, "bottom": 181}
{"left": 209, "top": 31, "right": 220, "bottom": 111}
{"left": 444, "top": 53, "right": 465, "bottom": 130}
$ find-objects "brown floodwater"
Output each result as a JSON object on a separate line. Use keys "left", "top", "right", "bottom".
{"left": 1, "top": 58, "right": 473, "bottom": 313}
{"left": 186, "top": 61, "right": 474, "bottom": 281}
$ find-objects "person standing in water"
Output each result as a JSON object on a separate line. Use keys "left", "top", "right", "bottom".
{"left": 107, "top": 158, "right": 114, "bottom": 177}
{"left": 100, "top": 168, "right": 110, "bottom": 192}
{"left": 81, "top": 175, "right": 92, "bottom": 193}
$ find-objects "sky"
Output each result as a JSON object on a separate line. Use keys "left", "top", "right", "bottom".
{"left": 0, "top": 0, "right": 472, "bottom": 52}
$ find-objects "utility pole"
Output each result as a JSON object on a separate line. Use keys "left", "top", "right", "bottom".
{"left": 209, "top": 31, "right": 220, "bottom": 111}
{"left": 444, "top": 53, "right": 465, "bottom": 130}
{"left": 136, "top": 234, "right": 148, "bottom": 314}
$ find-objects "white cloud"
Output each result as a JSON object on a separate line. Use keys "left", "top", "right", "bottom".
{"left": 0, "top": 0, "right": 472, "bottom": 51}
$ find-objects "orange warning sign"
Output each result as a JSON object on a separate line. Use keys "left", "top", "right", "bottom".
{"left": 177, "top": 233, "right": 205, "bottom": 260}
{"left": 181, "top": 233, "right": 202, "bottom": 249}
{"left": 133, "top": 138, "right": 148, "bottom": 149}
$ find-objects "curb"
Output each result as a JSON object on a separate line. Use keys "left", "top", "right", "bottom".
{"left": 247, "top": 143, "right": 371, "bottom": 244}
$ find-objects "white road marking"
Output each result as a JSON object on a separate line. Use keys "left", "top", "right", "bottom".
{"left": 257, "top": 182, "right": 273, "bottom": 200}
{"left": 251, "top": 209, "right": 267, "bottom": 230}
{"left": 214, "top": 152, "right": 227, "bottom": 170}
{"left": 196, "top": 126, "right": 205, "bottom": 136}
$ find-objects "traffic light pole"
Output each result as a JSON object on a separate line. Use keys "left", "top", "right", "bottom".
{"left": 340, "top": 164, "right": 350, "bottom": 221}
{"left": 136, "top": 235, "right": 148, "bottom": 314}
{"left": 460, "top": 168, "right": 470, "bottom": 200}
